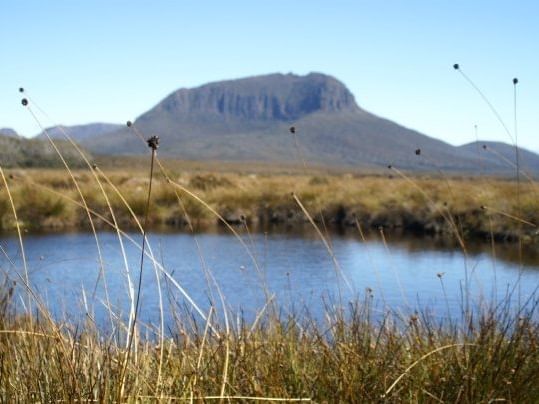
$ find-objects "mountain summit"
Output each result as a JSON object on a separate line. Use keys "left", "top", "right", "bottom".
{"left": 78, "top": 72, "right": 538, "bottom": 173}
{"left": 151, "top": 73, "right": 359, "bottom": 122}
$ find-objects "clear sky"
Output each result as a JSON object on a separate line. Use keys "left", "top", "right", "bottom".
{"left": 1, "top": 0, "right": 538, "bottom": 152}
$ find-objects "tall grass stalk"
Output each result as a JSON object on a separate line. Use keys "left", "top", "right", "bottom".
{"left": 24, "top": 105, "right": 116, "bottom": 332}
{"left": 0, "top": 166, "right": 30, "bottom": 317}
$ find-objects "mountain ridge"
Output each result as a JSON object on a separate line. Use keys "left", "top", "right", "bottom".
{"left": 0, "top": 128, "right": 20, "bottom": 138}
{"left": 10, "top": 72, "right": 536, "bottom": 173}
{"left": 36, "top": 123, "right": 123, "bottom": 142}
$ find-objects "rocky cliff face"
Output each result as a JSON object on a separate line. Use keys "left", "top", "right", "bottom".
{"left": 147, "top": 73, "right": 359, "bottom": 122}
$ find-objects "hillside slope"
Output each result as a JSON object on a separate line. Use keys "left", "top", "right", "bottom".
{"left": 36, "top": 123, "right": 123, "bottom": 142}
{"left": 0, "top": 136, "right": 89, "bottom": 168}
{"left": 459, "top": 141, "right": 539, "bottom": 174}
{"left": 72, "top": 72, "right": 537, "bottom": 173}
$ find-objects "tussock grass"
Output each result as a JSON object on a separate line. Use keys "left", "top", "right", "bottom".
{"left": 0, "top": 283, "right": 538, "bottom": 402}
{"left": 1, "top": 168, "right": 537, "bottom": 242}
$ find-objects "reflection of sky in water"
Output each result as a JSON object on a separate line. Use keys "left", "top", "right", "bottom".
{"left": 0, "top": 230, "right": 538, "bottom": 330}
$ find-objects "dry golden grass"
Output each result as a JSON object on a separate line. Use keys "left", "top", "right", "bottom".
{"left": 1, "top": 167, "right": 537, "bottom": 243}
{"left": 0, "top": 284, "right": 538, "bottom": 402}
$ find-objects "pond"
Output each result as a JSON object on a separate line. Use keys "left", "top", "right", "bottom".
{"left": 1, "top": 227, "right": 538, "bottom": 331}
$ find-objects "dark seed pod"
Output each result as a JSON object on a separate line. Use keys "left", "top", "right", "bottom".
{"left": 513, "top": 78, "right": 518, "bottom": 85}
{"left": 482, "top": 144, "right": 487, "bottom": 150}
{"left": 289, "top": 126, "right": 296, "bottom": 134}
{"left": 21, "top": 98, "right": 28, "bottom": 106}
{"left": 19, "top": 87, "right": 24, "bottom": 93}
{"left": 147, "top": 135, "right": 159, "bottom": 150}
{"left": 126, "top": 121, "right": 132, "bottom": 127}
{"left": 387, "top": 165, "right": 392, "bottom": 169}
{"left": 453, "top": 64, "right": 459, "bottom": 70}
{"left": 415, "top": 148, "right": 421, "bottom": 156}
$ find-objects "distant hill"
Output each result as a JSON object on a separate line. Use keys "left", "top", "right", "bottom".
{"left": 459, "top": 141, "right": 539, "bottom": 175}
{"left": 0, "top": 136, "right": 89, "bottom": 168}
{"left": 0, "top": 128, "right": 20, "bottom": 138}
{"left": 78, "top": 72, "right": 538, "bottom": 173}
{"left": 36, "top": 123, "right": 123, "bottom": 142}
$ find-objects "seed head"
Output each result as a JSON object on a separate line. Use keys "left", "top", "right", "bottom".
{"left": 21, "top": 98, "right": 28, "bottom": 106}
{"left": 415, "top": 148, "right": 421, "bottom": 156}
{"left": 126, "top": 121, "right": 132, "bottom": 127}
{"left": 482, "top": 144, "right": 487, "bottom": 150}
{"left": 453, "top": 63, "right": 459, "bottom": 70}
{"left": 513, "top": 78, "right": 519, "bottom": 85}
{"left": 147, "top": 135, "right": 159, "bottom": 150}
{"left": 289, "top": 126, "right": 296, "bottom": 134}
{"left": 387, "top": 164, "right": 392, "bottom": 169}
{"left": 19, "top": 87, "right": 24, "bottom": 93}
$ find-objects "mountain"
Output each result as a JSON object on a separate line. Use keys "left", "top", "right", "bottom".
{"left": 36, "top": 123, "right": 123, "bottom": 142}
{"left": 0, "top": 136, "right": 90, "bottom": 168}
{"left": 0, "top": 128, "right": 20, "bottom": 138}
{"left": 459, "top": 141, "right": 539, "bottom": 174}
{"left": 71, "top": 72, "right": 539, "bottom": 173}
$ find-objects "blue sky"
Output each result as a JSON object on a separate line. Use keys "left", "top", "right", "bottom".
{"left": 1, "top": 1, "right": 538, "bottom": 151}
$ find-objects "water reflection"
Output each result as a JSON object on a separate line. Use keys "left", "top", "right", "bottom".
{"left": 0, "top": 226, "right": 537, "bottom": 331}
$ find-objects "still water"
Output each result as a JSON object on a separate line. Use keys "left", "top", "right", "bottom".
{"left": 1, "top": 228, "right": 538, "bottom": 329}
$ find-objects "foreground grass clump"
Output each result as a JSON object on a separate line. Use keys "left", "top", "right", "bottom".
{"left": 0, "top": 287, "right": 538, "bottom": 402}
{"left": 0, "top": 167, "right": 537, "bottom": 241}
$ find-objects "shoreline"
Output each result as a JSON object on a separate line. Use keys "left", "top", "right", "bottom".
{"left": 1, "top": 168, "right": 537, "bottom": 244}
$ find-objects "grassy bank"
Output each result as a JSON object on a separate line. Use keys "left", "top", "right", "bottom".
{"left": 1, "top": 166, "right": 537, "bottom": 242}
{"left": 0, "top": 280, "right": 538, "bottom": 402}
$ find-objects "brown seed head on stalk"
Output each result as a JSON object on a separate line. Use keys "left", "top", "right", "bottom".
{"left": 19, "top": 87, "right": 24, "bottom": 93}
{"left": 126, "top": 121, "right": 132, "bottom": 127}
{"left": 289, "top": 126, "right": 296, "bottom": 134}
{"left": 21, "top": 98, "right": 28, "bottom": 106}
{"left": 147, "top": 136, "right": 159, "bottom": 150}
{"left": 453, "top": 63, "right": 459, "bottom": 70}
{"left": 415, "top": 148, "right": 421, "bottom": 156}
